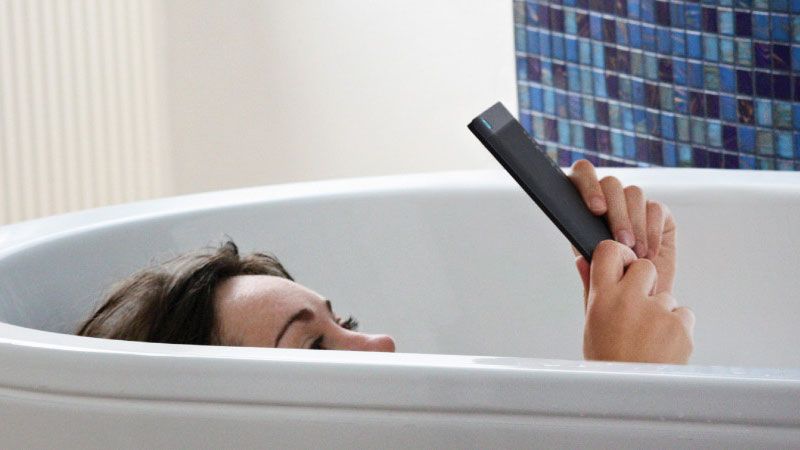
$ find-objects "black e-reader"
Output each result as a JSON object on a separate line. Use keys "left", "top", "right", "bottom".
{"left": 468, "top": 101, "right": 612, "bottom": 261}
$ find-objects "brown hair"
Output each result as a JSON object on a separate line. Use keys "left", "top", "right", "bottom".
{"left": 76, "top": 240, "right": 293, "bottom": 345}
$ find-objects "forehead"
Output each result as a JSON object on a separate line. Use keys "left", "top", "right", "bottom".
{"left": 213, "top": 275, "right": 322, "bottom": 345}
{"left": 218, "top": 275, "right": 318, "bottom": 306}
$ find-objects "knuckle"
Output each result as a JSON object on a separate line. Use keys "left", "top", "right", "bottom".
{"left": 572, "top": 159, "right": 591, "bottom": 172}
{"left": 668, "top": 315, "right": 689, "bottom": 337}
{"left": 647, "top": 200, "right": 664, "bottom": 215}
{"left": 631, "top": 258, "right": 656, "bottom": 274}
{"left": 623, "top": 185, "right": 644, "bottom": 199}
{"left": 599, "top": 176, "right": 621, "bottom": 189}
{"left": 661, "top": 293, "right": 677, "bottom": 307}
{"left": 595, "top": 239, "right": 621, "bottom": 257}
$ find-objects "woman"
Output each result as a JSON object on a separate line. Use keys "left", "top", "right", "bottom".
{"left": 77, "top": 160, "right": 694, "bottom": 363}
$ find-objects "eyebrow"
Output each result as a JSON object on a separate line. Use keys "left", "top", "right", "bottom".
{"left": 274, "top": 308, "right": 314, "bottom": 347}
{"left": 325, "top": 299, "right": 333, "bottom": 315}
{"left": 273, "top": 300, "right": 336, "bottom": 347}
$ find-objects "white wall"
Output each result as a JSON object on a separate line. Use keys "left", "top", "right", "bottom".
{"left": 162, "top": 0, "right": 517, "bottom": 194}
{"left": 0, "top": 0, "right": 170, "bottom": 224}
{"left": 0, "top": 0, "right": 517, "bottom": 224}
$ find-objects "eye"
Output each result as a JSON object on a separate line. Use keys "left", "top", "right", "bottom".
{"left": 309, "top": 335, "right": 325, "bottom": 350}
{"left": 337, "top": 315, "right": 359, "bottom": 331}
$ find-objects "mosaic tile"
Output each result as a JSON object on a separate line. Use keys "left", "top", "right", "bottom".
{"left": 612, "top": 103, "right": 626, "bottom": 128}
{"left": 723, "top": 124, "right": 739, "bottom": 149}
{"left": 740, "top": 154, "right": 757, "bottom": 168}
{"left": 755, "top": 98, "right": 773, "bottom": 125}
{"left": 707, "top": 93, "right": 721, "bottom": 117}
{"left": 645, "top": 54, "right": 660, "bottom": 80}
{"left": 616, "top": 21, "right": 629, "bottom": 46}
{"left": 777, "top": 130, "right": 794, "bottom": 156}
{"left": 793, "top": 16, "right": 800, "bottom": 42}
{"left": 735, "top": 11, "right": 753, "bottom": 37}
{"left": 753, "top": 13, "right": 771, "bottom": 40}
{"left": 738, "top": 69, "right": 755, "bottom": 94}
{"left": 793, "top": 103, "right": 800, "bottom": 127}
{"left": 661, "top": 113, "right": 676, "bottom": 139}
{"left": 661, "top": 85, "right": 675, "bottom": 110}
{"left": 558, "top": 120, "right": 571, "bottom": 145}
{"left": 720, "top": 38, "right": 736, "bottom": 63}
{"left": 708, "top": 121, "right": 724, "bottom": 146}
{"left": 703, "top": 7, "right": 719, "bottom": 32}
{"left": 773, "top": 74, "right": 791, "bottom": 100}
{"left": 643, "top": 25, "right": 658, "bottom": 52}
{"left": 687, "top": 32, "right": 704, "bottom": 59}
{"left": 773, "top": 44, "right": 792, "bottom": 70}
{"left": 689, "top": 62, "right": 706, "bottom": 87}
{"left": 773, "top": 14, "right": 792, "bottom": 41}
{"left": 754, "top": 42, "right": 772, "bottom": 67}
{"left": 737, "top": 39, "right": 754, "bottom": 66}
{"left": 552, "top": 35, "right": 565, "bottom": 60}
{"left": 770, "top": 101, "right": 792, "bottom": 129}
{"left": 755, "top": 71, "right": 772, "bottom": 95}
{"left": 671, "top": 2, "right": 686, "bottom": 27}
{"left": 704, "top": 35, "right": 720, "bottom": 61}
{"left": 739, "top": 126, "right": 757, "bottom": 151}
{"left": 676, "top": 115, "right": 691, "bottom": 141}
{"left": 543, "top": 89, "right": 555, "bottom": 115}
{"left": 720, "top": 66, "right": 737, "bottom": 92}
{"left": 774, "top": 0, "right": 790, "bottom": 12}
{"left": 686, "top": 3, "right": 703, "bottom": 30}
{"left": 583, "top": 97, "right": 596, "bottom": 122}
{"left": 725, "top": 152, "right": 740, "bottom": 168}
{"left": 739, "top": 98, "right": 756, "bottom": 123}
{"left": 514, "top": 0, "right": 800, "bottom": 170}
{"left": 721, "top": 95, "right": 739, "bottom": 121}
{"left": 691, "top": 118, "right": 707, "bottom": 144}
{"left": 757, "top": 129, "right": 775, "bottom": 153}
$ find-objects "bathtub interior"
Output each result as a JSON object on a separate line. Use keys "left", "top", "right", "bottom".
{"left": 0, "top": 169, "right": 798, "bottom": 368}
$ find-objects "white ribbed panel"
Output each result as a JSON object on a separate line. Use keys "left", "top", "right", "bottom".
{"left": 0, "top": 0, "right": 168, "bottom": 224}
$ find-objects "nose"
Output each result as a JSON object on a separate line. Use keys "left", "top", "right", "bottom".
{"left": 336, "top": 332, "right": 396, "bottom": 352}
{"left": 364, "top": 333, "right": 396, "bottom": 352}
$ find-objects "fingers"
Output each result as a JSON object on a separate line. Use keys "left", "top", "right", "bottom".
{"left": 672, "top": 306, "right": 696, "bottom": 335}
{"left": 575, "top": 255, "right": 590, "bottom": 310}
{"left": 653, "top": 292, "right": 678, "bottom": 311}
{"left": 645, "top": 201, "right": 666, "bottom": 259}
{"left": 571, "top": 161, "right": 658, "bottom": 260}
{"left": 624, "top": 185, "right": 647, "bottom": 258}
{"left": 622, "top": 258, "right": 658, "bottom": 296}
{"left": 600, "top": 176, "right": 635, "bottom": 248}
{"left": 589, "top": 240, "right": 637, "bottom": 292}
{"left": 569, "top": 160, "right": 606, "bottom": 215}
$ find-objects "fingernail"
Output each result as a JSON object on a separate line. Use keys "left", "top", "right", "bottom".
{"left": 634, "top": 241, "right": 647, "bottom": 258}
{"left": 617, "top": 230, "right": 635, "bottom": 248}
{"left": 590, "top": 196, "right": 606, "bottom": 213}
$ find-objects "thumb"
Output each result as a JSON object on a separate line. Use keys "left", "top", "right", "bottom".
{"left": 575, "top": 256, "right": 590, "bottom": 311}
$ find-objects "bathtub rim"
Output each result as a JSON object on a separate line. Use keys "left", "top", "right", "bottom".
{"left": 2, "top": 320, "right": 800, "bottom": 430}
{"left": 1, "top": 168, "right": 799, "bottom": 429}
{"left": 2, "top": 167, "right": 800, "bottom": 258}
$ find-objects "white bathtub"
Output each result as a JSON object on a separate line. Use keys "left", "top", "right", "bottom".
{"left": 0, "top": 169, "right": 799, "bottom": 448}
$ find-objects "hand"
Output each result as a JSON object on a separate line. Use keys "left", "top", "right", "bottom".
{"left": 568, "top": 160, "right": 677, "bottom": 299}
{"left": 583, "top": 240, "right": 695, "bottom": 364}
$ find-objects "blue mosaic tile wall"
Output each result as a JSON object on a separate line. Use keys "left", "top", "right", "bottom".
{"left": 514, "top": 0, "right": 800, "bottom": 170}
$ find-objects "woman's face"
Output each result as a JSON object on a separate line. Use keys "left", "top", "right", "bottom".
{"left": 214, "top": 275, "right": 395, "bottom": 352}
